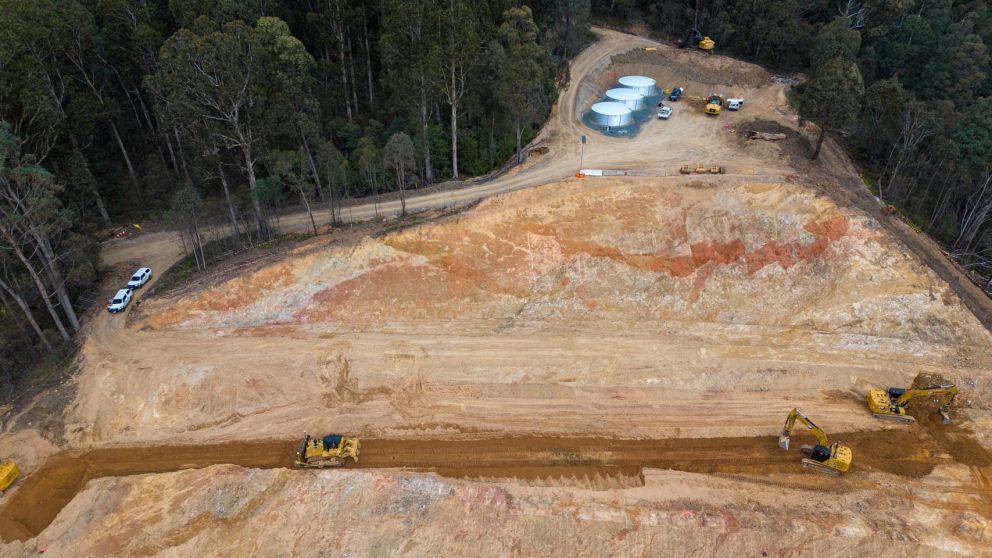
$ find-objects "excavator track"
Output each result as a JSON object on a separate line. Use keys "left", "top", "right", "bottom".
{"left": 871, "top": 412, "right": 916, "bottom": 424}
{"left": 801, "top": 459, "right": 842, "bottom": 476}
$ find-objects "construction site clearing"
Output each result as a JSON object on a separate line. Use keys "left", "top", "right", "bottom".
{"left": 2, "top": 27, "right": 992, "bottom": 557}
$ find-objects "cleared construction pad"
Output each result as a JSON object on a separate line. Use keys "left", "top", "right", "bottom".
{"left": 5, "top": 175, "right": 992, "bottom": 556}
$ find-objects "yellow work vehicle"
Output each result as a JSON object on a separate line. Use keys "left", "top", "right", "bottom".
{"left": 779, "top": 408, "right": 852, "bottom": 475}
{"left": 867, "top": 383, "right": 958, "bottom": 425}
{"left": 679, "top": 28, "right": 715, "bottom": 52}
{"left": 705, "top": 95, "right": 724, "bottom": 115}
{"left": 0, "top": 460, "right": 19, "bottom": 492}
{"left": 294, "top": 432, "right": 360, "bottom": 468}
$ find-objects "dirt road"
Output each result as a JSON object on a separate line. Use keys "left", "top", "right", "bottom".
{"left": 1, "top": 425, "right": 971, "bottom": 542}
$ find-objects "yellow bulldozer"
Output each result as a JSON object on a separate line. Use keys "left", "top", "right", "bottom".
{"left": 779, "top": 408, "right": 852, "bottom": 475}
{"left": 705, "top": 95, "right": 724, "bottom": 115}
{"left": 294, "top": 432, "right": 360, "bottom": 468}
{"left": 867, "top": 383, "right": 958, "bottom": 425}
{"left": 0, "top": 460, "right": 19, "bottom": 492}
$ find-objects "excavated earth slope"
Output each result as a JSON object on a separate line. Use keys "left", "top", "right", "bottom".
{"left": 6, "top": 176, "right": 991, "bottom": 556}
{"left": 143, "top": 178, "right": 989, "bottom": 346}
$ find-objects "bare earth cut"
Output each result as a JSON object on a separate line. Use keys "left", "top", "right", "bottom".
{"left": 2, "top": 28, "right": 992, "bottom": 557}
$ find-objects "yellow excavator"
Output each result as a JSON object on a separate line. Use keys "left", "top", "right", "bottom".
{"left": 679, "top": 28, "right": 715, "bottom": 52}
{"left": 778, "top": 408, "right": 852, "bottom": 475}
{"left": 705, "top": 95, "right": 724, "bottom": 115}
{"left": 867, "top": 383, "right": 958, "bottom": 425}
{"left": 294, "top": 432, "right": 360, "bottom": 468}
{"left": 0, "top": 460, "right": 18, "bottom": 492}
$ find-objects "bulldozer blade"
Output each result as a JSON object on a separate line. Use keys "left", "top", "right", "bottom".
{"left": 871, "top": 412, "right": 915, "bottom": 424}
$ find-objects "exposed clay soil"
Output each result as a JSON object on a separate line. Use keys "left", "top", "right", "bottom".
{"left": 2, "top": 27, "right": 992, "bottom": 557}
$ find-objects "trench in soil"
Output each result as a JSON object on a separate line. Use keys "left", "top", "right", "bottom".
{"left": 0, "top": 429, "right": 960, "bottom": 542}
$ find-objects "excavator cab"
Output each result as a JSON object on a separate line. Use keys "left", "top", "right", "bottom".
{"left": 779, "top": 408, "right": 852, "bottom": 475}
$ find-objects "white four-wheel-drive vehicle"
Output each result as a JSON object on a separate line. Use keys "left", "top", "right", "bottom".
{"left": 107, "top": 288, "right": 133, "bottom": 314}
{"left": 657, "top": 106, "right": 673, "bottom": 119}
{"left": 727, "top": 98, "right": 745, "bottom": 110}
{"left": 127, "top": 267, "right": 152, "bottom": 289}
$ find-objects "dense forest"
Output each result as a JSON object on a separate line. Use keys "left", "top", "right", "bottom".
{"left": 2, "top": 0, "right": 991, "bottom": 398}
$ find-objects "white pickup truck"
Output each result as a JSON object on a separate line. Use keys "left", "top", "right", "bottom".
{"left": 107, "top": 288, "right": 133, "bottom": 314}
{"left": 727, "top": 98, "right": 745, "bottom": 111}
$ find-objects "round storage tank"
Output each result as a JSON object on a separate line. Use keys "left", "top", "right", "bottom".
{"left": 618, "top": 75, "right": 656, "bottom": 96}
{"left": 605, "top": 88, "right": 645, "bottom": 110}
{"left": 590, "top": 102, "right": 633, "bottom": 127}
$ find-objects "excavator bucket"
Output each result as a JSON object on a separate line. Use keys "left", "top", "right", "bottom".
{"left": 939, "top": 408, "right": 952, "bottom": 425}
{"left": 778, "top": 430, "right": 790, "bottom": 450}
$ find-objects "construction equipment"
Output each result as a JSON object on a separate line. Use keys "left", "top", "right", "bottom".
{"left": 680, "top": 163, "right": 692, "bottom": 174}
{"left": 294, "top": 432, "right": 360, "bottom": 468}
{"left": 778, "top": 408, "right": 852, "bottom": 475}
{"left": 694, "top": 163, "right": 708, "bottom": 173}
{"left": 679, "top": 28, "right": 715, "bottom": 52}
{"left": 709, "top": 165, "right": 725, "bottom": 174}
{"left": 0, "top": 460, "right": 19, "bottom": 492}
{"left": 867, "top": 383, "right": 958, "bottom": 425}
{"left": 705, "top": 95, "right": 724, "bottom": 115}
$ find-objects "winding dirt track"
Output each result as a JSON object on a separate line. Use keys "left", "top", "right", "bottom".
{"left": 0, "top": 429, "right": 945, "bottom": 542}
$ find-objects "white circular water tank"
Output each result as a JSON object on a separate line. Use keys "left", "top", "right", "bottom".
{"left": 590, "top": 102, "right": 633, "bottom": 127}
{"left": 605, "top": 88, "right": 645, "bottom": 110}
{"left": 618, "top": 75, "right": 656, "bottom": 96}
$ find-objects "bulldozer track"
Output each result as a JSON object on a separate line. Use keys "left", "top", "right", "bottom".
{"left": 0, "top": 429, "right": 944, "bottom": 542}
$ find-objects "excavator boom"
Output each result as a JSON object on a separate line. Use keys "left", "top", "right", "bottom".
{"left": 867, "top": 383, "right": 957, "bottom": 424}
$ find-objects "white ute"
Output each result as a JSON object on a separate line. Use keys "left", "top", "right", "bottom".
{"left": 127, "top": 267, "right": 152, "bottom": 289}
{"left": 727, "top": 98, "right": 744, "bottom": 110}
{"left": 107, "top": 288, "right": 133, "bottom": 314}
{"left": 657, "top": 106, "right": 673, "bottom": 120}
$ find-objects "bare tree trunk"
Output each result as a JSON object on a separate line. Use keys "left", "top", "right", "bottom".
{"left": 164, "top": 131, "right": 181, "bottom": 178}
{"left": 333, "top": 3, "right": 353, "bottom": 122}
{"left": 812, "top": 126, "right": 827, "bottom": 161}
{"left": 111, "top": 122, "right": 142, "bottom": 200}
{"left": 242, "top": 147, "right": 269, "bottom": 240}
{"left": 0, "top": 277, "right": 53, "bottom": 351}
{"left": 174, "top": 128, "right": 193, "bottom": 185}
{"left": 449, "top": 64, "right": 460, "bottom": 179}
{"left": 514, "top": 117, "right": 524, "bottom": 164}
{"left": 192, "top": 220, "right": 207, "bottom": 271}
{"left": 299, "top": 128, "right": 324, "bottom": 199}
{"left": 955, "top": 172, "right": 992, "bottom": 250}
{"left": 420, "top": 86, "right": 434, "bottom": 183}
{"left": 216, "top": 161, "right": 240, "bottom": 241}
{"left": 32, "top": 232, "right": 81, "bottom": 332}
{"left": 301, "top": 190, "right": 318, "bottom": 235}
{"left": 363, "top": 6, "right": 374, "bottom": 105}
{"left": 1, "top": 231, "right": 70, "bottom": 341}
{"left": 348, "top": 30, "right": 359, "bottom": 113}
{"left": 94, "top": 189, "right": 111, "bottom": 226}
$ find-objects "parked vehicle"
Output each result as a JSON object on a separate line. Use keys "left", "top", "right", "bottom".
{"left": 727, "top": 98, "right": 745, "bottom": 110}
{"left": 669, "top": 87, "right": 684, "bottom": 101}
{"left": 127, "top": 267, "right": 152, "bottom": 289}
{"left": 107, "top": 288, "right": 133, "bottom": 314}
{"left": 657, "top": 106, "right": 673, "bottom": 120}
